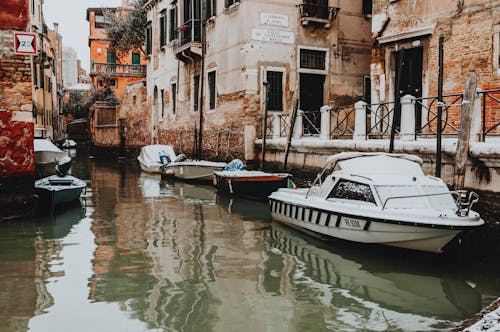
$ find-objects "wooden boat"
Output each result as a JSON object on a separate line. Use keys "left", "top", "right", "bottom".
{"left": 35, "top": 174, "right": 87, "bottom": 206}
{"left": 161, "top": 159, "right": 227, "bottom": 181}
{"left": 214, "top": 170, "right": 292, "bottom": 199}
{"left": 268, "top": 152, "right": 484, "bottom": 253}
{"left": 137, "top": 144, "right": 176, "bottom": 174}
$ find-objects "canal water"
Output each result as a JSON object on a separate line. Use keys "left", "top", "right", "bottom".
{"left": 1, "top": 150, "right": 499, "bottom": 332}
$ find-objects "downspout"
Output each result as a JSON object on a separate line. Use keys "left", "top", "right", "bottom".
{"left": 198, "top": 20, "right": 206, "bottom": 159}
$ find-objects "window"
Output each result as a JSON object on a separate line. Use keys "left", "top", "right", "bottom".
{"left": 169, "top": 7, "right": 177, "bottom": 42}
{"left": 47, "top": 76, "right": 52, "bottom": 92}
{"left": 106, "top": 51, "right": 116, "bottom": 64}
{"left": 300, "top": 49, "right": 326, "bottom": 70}
{"left": 171, "top": 83, "right": 177, "bottom": 114}
{"left": 265, "top": 71, "right": 283, "bottom": 112}
{"left": 363, "top": 75, "right": 371, "bottom": 104}
{"left": 206, "top": 0, "right": 216, "bottom": 18}
{"left": 225, "top": 0, "right": 239, "bottom": 8}
{"left": 131, "top": 52, "right": 140, "bottom": 65}
{"left": 109, "top": 79, "right": 117, "bottom": 87}
{"left": 161, "top": 89, "right": 165, "bottom": 117}
{"left": 31, "top": 0, "right": 35, "bottom": 15}
{"left": 95, "top": 13, "right": 108, "bottom": 29}
{"left": 362, "top": 0, "right": 372, "bottom": 16}
{"left": 328, "top": 179, "right": 375, "bottom": 203}
{"left": 208, "top": 70, "right": 216, "bottom": 110}
{"left": 33, "top": 60, "right": 38, "bottom": 87}
{"left": 146, "top": 22, "right": 152, "bottom": 55}
{"left": 193, "top": 75, "right": 200, "bottom": 111}
{"left": 160, "top": 11, "right": 166, "bottom": 48}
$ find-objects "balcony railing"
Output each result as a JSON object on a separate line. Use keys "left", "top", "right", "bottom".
{"left": 91, "top": 63, "right": 146, "bottom": 76}
{"left": 174, "top": 19, "right": 202, "bottom": 53}
{"left": 298, "top": 4, "right": 340, "bottom": 26}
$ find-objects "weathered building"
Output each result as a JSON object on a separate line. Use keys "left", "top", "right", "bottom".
{"left": 370, "top": 0, "right": 500, "bottom": 135}
{"left": 1, "top": 0, "right": 36, "bottom": 216}
{"left": 144, "top": 0, "right": 372, "bottom": 160}
{"left": 86, "top": 1, "right": 148, "bottom": 149}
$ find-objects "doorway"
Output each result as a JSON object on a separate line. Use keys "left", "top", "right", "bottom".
{"left": 300, "top": 73, "right": 325, "bottom": 135}
{"left": 394, "top": 47, "right": 423, "bottom": 131}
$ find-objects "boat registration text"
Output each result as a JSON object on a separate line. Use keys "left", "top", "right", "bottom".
{"left": 340, "top": 216, "right": 367, "bottom": 230}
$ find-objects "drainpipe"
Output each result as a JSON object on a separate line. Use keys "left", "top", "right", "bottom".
{"left": 198, "top": 20, "right": 206, "bottom": 159}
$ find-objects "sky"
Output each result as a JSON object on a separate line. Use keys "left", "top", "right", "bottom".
{"left": 43, "top": 0, "right": 122, "bottom": 71}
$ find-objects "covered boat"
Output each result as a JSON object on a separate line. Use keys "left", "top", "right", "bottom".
{"left": 137, "top": 144, "right": 176, "bottom": 174}
{"left": 161, "top": 157, "right": 227, "bottom": 181}
{"left": 268, "top": 152, "right": 484, "bottom": 253}
{"left": 34, "top": 138, "right": 68, "bottom": 178}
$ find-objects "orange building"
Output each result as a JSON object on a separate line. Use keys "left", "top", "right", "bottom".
{"left": 86, "top": 1, "right": 146, "bottom": 100}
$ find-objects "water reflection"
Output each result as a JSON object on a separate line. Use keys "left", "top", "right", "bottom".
{"left": 0, "top": 151, "right": 498, "bottom": 332}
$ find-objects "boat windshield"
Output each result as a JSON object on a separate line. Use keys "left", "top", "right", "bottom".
{"left": 375, "top": 185, "right": 456, "bottom": 210}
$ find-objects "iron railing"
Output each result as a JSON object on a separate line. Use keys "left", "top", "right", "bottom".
{"left": 174, "top": 19, "right": 201, "bottom": 51}
{"left": 298, "top": 4, "right": 340, "bottom": 21}
{"left": 91, "top": 63, "right": 146, "bottom": 76}
{"left": 415, "top": 93, "right": 463, "bottom": 136}
{"left": 302, "top": 111, "right": 321, "bottom": 136}
{"left": 330, "top": 105, "right": 355, "bottom": 138}
{"left": 366, "top": 102, "right": 398, "bottom": 138}
{"left": 479, "top": 88, "right": 500, "bottom": 140}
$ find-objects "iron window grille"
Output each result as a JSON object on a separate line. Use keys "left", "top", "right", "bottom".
{"left": 300, "top": 49, "right": 326, "bottom": 70}
{"left": 266, "top": 71, "right": 283, "bottom": 112}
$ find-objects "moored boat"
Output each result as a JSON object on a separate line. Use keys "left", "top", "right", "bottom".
{"left": 34, "top": 138, "right": 68, "bottom": 178}
{"left": 137, "top": 144, "right": 176, "bottom": 174}
{"left": 35, "top": 174, "right": 87, "bottom": 206}
{"left": 268, "top": 152, "right": 484, "bottom": 253}
{"left": 214, "top": 170, "right": 292, "bottom": 199}
{"left": 161, "top": 159, "right": 227, "bottom": 181}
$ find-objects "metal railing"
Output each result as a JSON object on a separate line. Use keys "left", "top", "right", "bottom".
{"left": 174, "top": 19, "right": 201, "bottom": 51}
{"left": 415, "top": 93, "right": 463, "bottom": 136}
{"left": 366, "top": 102, "right": 398, "bottom": 138}
{"left": 91, "top": 63, "right": 146, "bottom": 76}
{"left": 479, "top": 88, "right": 500, "bottom": 140}
{"left": 330, "top": 105, "right": 355, "bottom": 138}
{"left": 302, "top": 111, "right": 321, "bottom": 136}
{"left": 298, "top": 4, "right": 340, "bottom": 21}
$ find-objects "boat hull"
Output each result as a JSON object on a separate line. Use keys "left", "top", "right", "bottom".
{"left": 269, "top": 198, "right": 462, "bottom": 253}
{"left": 215, "top": 174, "right": 290, "bottom": 199}
{"left": 162, "top": 163, "right": 226, "bottom": 181}
{"left": 35, "top": 175, "right": 86, "bottom": 206}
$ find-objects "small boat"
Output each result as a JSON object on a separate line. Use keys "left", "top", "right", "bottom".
{"left": 34, "top": 138, "right": 68, "bottom": 178}
{"left": 214, "top": 161, "right": 292, "bottom": 199}
{"left": 161, "top": 154, "right": 227, "bottom": 181}
{"left": 268, "top": 152, "right": 484, "bottom": 253}
{"left": 137, "top": 144, "right": 176, "bottom": 174}
{"left": 61, "top": 139, "right": 77, "bottom": 148}
{"left": 35, "top": 157, "right": 86, "bottom": 206}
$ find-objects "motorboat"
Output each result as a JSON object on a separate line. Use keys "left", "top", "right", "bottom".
{"left": 35, "top": 156, "right": 87, "bottom": 207}
{"left": 137, "top": 144, "right": 176, "bottom": 174}
{"left": 161, "top": 154, "right": 227, "bottom": 181}
{"left": 268, "top": 152, "right": 484, "bottom": 253}
{"left": 34, "top": 138, "right": 68, "bottom": 178}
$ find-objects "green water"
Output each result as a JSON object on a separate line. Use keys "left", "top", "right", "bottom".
{"left": 1, "top": 151, "right": 499, "bottom": 332}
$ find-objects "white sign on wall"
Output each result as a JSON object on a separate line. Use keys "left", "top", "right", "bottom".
{"left": 259, "top": 13, "right": 289, "bottom": 27}
{"left": 251, "top": 28, "right": 294, "bottom": 44}
{"left": 13, "top": 32, "right": 37, "bottom": 55}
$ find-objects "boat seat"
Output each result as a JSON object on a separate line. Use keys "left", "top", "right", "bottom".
{"left": 48, "top": 179, "right": 74, "bottom": 185}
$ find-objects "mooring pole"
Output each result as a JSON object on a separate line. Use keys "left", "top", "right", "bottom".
{"left": 260, "top": 81, "right": 270, "bottom": 170}
{"left": 436, "top": 34, "right": 444, "bottom": 178}
{"left": 283, "top": 99, "right": 299, "bottom": 172}
{"left": 389, "top": 48, "right": 404, "bottom": 153}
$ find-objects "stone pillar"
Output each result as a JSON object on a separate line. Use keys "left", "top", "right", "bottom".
{"left": 293, "top": 110, "right": 304, "bottom": 139}
{"left": 470, "top": 87, "right": 482, "bottom": 142}
{"left": 320, "top": 105, "right": 331, "bottom": 140}
{"left": 399, "top": 94, "right": 416, "bottom": 141}
{"left": 353, "top": 101, "right": 367, "bottom": 141}
{"left": 272, "top": 112, "right": 280, "bottom": 139}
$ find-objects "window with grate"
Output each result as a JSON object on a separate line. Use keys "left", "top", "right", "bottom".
{"left": 169, "top": 7, "right": 177, "bottom": 42}
{"left": 266, "top": 71, "right": 283, "bottom": 112}
{"left": 208, "top": 70, "right": 216, "bottom": 110}
{"left": 146, "top": 22, "right": 152, "bottom": 55}
{"left": 160, "top": 11, "right": 166, "bottom": 48}
{"left": 300, "top": 49, "right": 326, "bottom": 70}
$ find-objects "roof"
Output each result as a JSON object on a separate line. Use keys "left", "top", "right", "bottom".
{"left": 326, "top": 152, "right": 424, "bottom": 176}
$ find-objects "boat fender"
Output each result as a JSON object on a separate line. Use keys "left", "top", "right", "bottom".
{"left": 224, "top": 159, "right": 244, "bottom": 171}
{"left": 159, "top": 153, "right": 171, "bottom": 165}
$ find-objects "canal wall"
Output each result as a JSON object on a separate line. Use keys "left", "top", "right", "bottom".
{"left": 259, "top": 137, "right": 500, "bottom": 193}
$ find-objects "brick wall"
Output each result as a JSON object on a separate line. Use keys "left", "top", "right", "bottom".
{"left": 120, "top": 80, "right": 151, "bottom": 147}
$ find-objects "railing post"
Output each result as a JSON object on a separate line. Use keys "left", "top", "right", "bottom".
{"left": 470, "top": 87, "right": 482, "bottom": 142}
{"left": 399, "top": 94, "right": 416, "bottom": 141}
{"left": 320, "top": 105, "right": 331, "bottom": 140}
{"left": 353, "top": 101, "right": 367, "bottom": 141}
{"left": 272, "top": 112, "right": 280, "bottom": 139}
{"left": 293, "top": 110, "right": 304, "bottom": 139}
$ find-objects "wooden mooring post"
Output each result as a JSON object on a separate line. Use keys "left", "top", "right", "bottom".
{"left": 454, "top": 75, "right": 477, "bottom": 190}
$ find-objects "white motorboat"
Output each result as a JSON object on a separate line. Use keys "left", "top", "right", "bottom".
{"left": 34, "top": 138, "right": 68, "bottom": 178}
{"left": 137, "top": 144, "right": 176, "bottom": 174}
{"left": 161, "top": 158, "right": 227, "bottom": 181}
{"left": 269, "top": 152, "right": 484, "bottom": 253}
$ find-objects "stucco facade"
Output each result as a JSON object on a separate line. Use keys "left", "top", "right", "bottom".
{"left": 145, "top": 0, "right": 371, "bottom": 161}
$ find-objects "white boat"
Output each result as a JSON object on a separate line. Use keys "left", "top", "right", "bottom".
{"left": 35, "top": 174, "right": 87, "bottom": 206}
{"left": 34, "top": 139, "right": 68, "bottom": 178}
{"left": 61, "top": 139, "right": 77, "bottom": 148}
{"left": 137, "top": 144, "right": 176, "bottom": 174}
{"left": 162, "top": 159, "right": 227, "bottom": 181}
{"left": 268, "top": 152, "right": 484, "bottom": 253}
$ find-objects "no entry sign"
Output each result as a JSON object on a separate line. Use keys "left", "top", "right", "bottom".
{"left": 14, "top": 32, "right": 37, "bottom": 55}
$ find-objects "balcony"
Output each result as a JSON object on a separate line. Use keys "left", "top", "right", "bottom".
{"left": 173, "top": 19, "right": 202, "bottom": 61}
{"left": 298, "top": 4, "right": 340, "bottom": 28}
{"left": 90, "top": 63, "right": 146, "bottom": 77}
